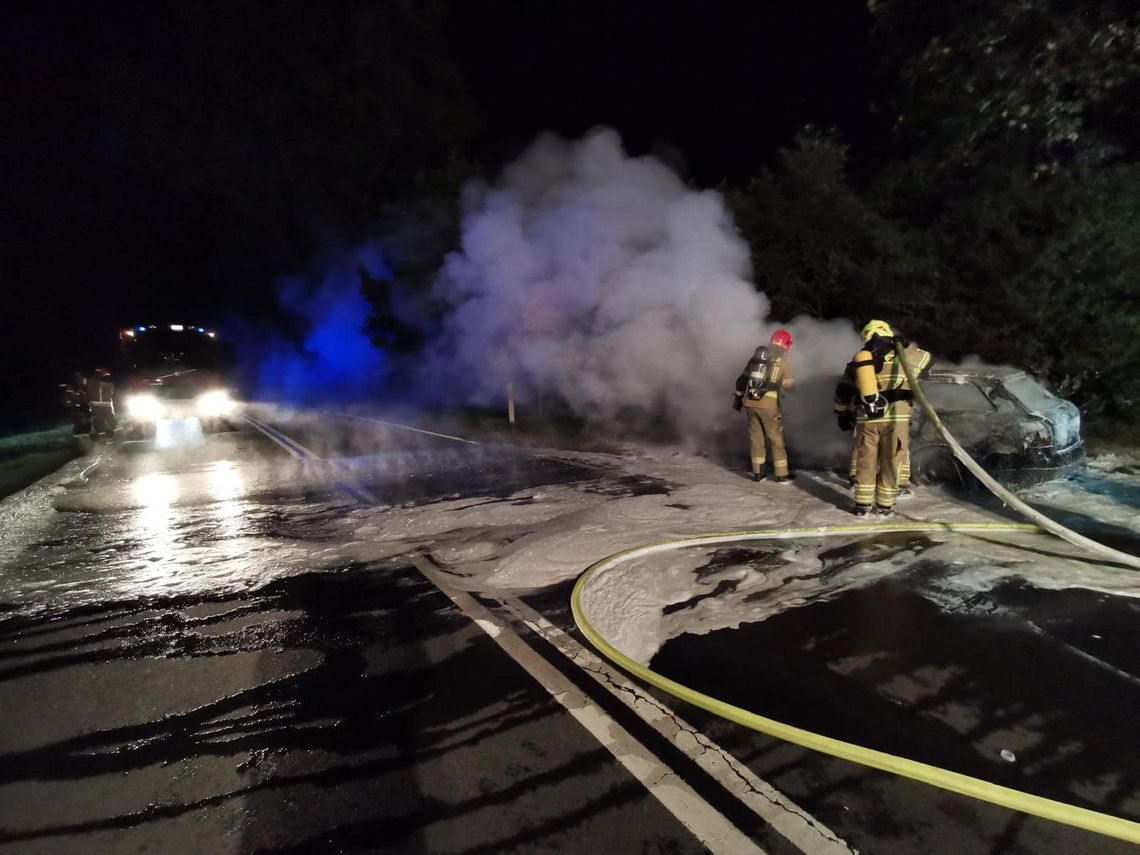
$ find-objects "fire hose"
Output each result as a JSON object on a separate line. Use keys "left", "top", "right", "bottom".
{"left": 569, "top": 348, "right": 1140, "bottom": 842}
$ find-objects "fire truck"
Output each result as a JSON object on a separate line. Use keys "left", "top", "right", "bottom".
{"left": 118, "top": 324, "right": 239, "bottom": 438}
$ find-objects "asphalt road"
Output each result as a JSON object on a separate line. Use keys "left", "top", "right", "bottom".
{"left": 0, "top": 419, "right": 720, "bottom": 854}
{"left": 0, "top": 411, "right": 1136, "bottom": 853}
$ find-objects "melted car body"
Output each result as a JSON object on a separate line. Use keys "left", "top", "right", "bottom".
{"left": 910, "top": 367, "right": 1085, "bottom": 486}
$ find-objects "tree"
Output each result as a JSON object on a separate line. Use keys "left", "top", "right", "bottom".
{"left": 726, "top": 129, "right": 934, "bottom": 326}
{"left": 867, "top": 0, "right": 1140, "bottom": 420}
{"left": 361, "top": 152, "right": 482, "bottom": 353}
{"left": 870, "top": 0, "right": 1140, "bottom": 173}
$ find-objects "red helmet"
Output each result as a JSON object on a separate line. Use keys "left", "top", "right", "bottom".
{"left": 770, "top": 329, "right": 793, "bottom": 350}
{"left": 94, "top": 367, "right": 111, "bottom": 377}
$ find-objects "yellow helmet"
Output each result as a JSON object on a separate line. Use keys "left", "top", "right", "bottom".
{"left": 861, "top": 319, "right": 894, "bottom": 343}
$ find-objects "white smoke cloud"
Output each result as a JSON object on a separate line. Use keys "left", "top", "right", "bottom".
{"left": 420, "top": 128, "right": 861, "bottom": 462}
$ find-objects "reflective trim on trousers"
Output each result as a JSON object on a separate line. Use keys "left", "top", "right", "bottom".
{"left": 853, "top": 421, "right": 899, "bottom": 511}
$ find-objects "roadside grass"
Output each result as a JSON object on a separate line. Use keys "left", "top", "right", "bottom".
{"left": 0, "top": 425, "right": 85, "bottom": 500}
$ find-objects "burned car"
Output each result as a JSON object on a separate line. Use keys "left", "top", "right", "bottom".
{"left": 909, "top": 367, "right": 1085, "bottom": 486}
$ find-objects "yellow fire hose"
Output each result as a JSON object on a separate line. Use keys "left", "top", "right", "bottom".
{"left": 570, "top": 353, "right": 1140, "bottom": 842}
{"left": 572, "top": 525, "right": 1140, "bottom": 843}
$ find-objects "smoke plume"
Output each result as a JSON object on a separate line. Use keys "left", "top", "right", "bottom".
{"left": 250, "top": 244, "right": 391, "bottom": 405}
{"left": 421, "top": 128, "right": 860, "bottom": 460}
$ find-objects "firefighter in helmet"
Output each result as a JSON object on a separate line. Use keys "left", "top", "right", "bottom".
{"left": 734, "top": 329, "right": 795, "bottom": 482}
{"left": 836, "top": 320, "right": 931, "bottom": 514}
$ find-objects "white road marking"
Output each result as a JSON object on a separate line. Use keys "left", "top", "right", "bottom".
{"left": 492, "top": 591, "right": 853, "bottom": 855}
{"left": 327, "top": 411, "right": 481, "bottom": 445}
{"left": 243, "top": 414, "right": 320, "bottom": 459}
{"left": 243, "top": 415, "right": 304, "bottom": 458}
{"left": 256, "top": 415, "right": 842, "bottom": 852}
{"left": 409, "top": 555, "right": 766, "bottom": 855}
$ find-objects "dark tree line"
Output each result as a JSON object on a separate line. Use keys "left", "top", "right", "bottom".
{"left": 728, "top": 0, "right": 1140, "bottom": 423}
{"left": 6, "top": 0, "right": 1137, "bottom": 429}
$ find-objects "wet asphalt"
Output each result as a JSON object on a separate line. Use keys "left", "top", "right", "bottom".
{"left": 1, "top": 413, "right": 1138, "bottom": 853}
{"left": 0, "top": 420, "right": 706, "bottom": 854}
{"left": 0, "top": 563, "right": 711, "bottom": 854}
{"left": 650, "top": 537, "right": 1140, "bottom": 854}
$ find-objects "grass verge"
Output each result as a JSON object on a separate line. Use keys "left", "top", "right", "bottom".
{"left": 0, "top": 426, "right": 85, "bottom": 500}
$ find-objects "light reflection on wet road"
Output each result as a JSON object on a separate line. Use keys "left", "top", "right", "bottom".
{"left": 1, "top": 416, "right": 1138, "bottom": 853}
{"left": 0, "top": 422, "right": 715, "bottom": 854}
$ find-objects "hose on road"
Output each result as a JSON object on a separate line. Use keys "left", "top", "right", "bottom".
{"left": 572, "top": 358, "right": 1140, "bottom": 841}
{"left": 571, "top": 524, "right": 1140, "bottom": 843}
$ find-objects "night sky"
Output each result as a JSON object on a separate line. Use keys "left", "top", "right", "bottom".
{"left": 3, "top": 0, "right": 879, "bottom": 429}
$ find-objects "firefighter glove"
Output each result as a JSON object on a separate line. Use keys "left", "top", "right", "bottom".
{"left": 836, "top": 411, "right": 854, "bottom": 432}
{"left": 733, "top": 397, "right": 743, "bottom": 412}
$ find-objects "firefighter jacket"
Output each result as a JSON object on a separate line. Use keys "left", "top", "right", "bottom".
{"left": 86, "top": 376, "right": 115, "bottom": 405}
{"left": 848, "top": 343, "right": 931, "bottom": 423}
{"left": 735, "top": 346, "right": 794, "bottom": 411}
{"left": 833, "top": 367, "right": 857, "bottom": 418}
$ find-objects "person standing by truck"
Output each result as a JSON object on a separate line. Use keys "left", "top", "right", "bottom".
{"left": 86, "top": 367, "right": 116, "bottom": 435}
{"left": 61, "top": 370, "right": 92, "bottom": 435}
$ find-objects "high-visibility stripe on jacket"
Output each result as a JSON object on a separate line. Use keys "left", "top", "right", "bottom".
{"left": 852, "top": 343, "right": 932, "bottom": 423}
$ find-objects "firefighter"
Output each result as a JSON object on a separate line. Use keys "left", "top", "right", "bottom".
{"left": 834, "top": 350, "right": 916, "bottom": 493}
{"left": 734, "top": 329, "right": 795, "bottom": 482}
{"left": 837, "top": 320, "right": 931, "bottom": 515}
{"left": 61, "top": 371, "right": 92, "bottom": 435}
{"left": 86, "top": 368, "right": 116, "bottom": 435}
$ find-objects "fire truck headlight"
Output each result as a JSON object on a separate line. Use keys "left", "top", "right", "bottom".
{"left": 197, "top": 390, "right": 236, "bottom": 417}
{"left": 126, "top": 394, "right": 163, "bottom": 422}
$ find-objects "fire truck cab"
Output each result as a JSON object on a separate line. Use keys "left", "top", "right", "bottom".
{"left": 118, "top": 325, "right": 239, "bottom": 439}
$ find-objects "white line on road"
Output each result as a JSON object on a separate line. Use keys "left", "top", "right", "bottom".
{"left": 243, "top": 414, "right": 318, "bottom": 458}
{"left": 256, "top": 416, "right": 839, "bottom": 852}
{"left": 243, "top": 414, "right": 380, "bottom": 505}
{"left": 327, "top": 411, "right": 481, "bottom": 445}
{"left": 493, "top": 591, "right": 853, "bottom": 855}
{"left": 408, "top": 554, "right": 766, "bottom": 855}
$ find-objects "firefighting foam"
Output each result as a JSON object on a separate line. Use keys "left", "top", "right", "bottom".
{"left": 418, "top": 127, "right": 861, "bottom": 454}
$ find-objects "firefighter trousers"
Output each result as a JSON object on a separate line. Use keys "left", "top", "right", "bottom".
{"left": 850, "top": 425, "right": 911, "bottom": 488}
{"left": 746, "top": 407, "right": 789, "bottom": 477}
{"left": 896, "top": 419, "right": 912, "bottom": 489}
{"left": 853, "top": 421, "right": 904, "bottom": 510}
